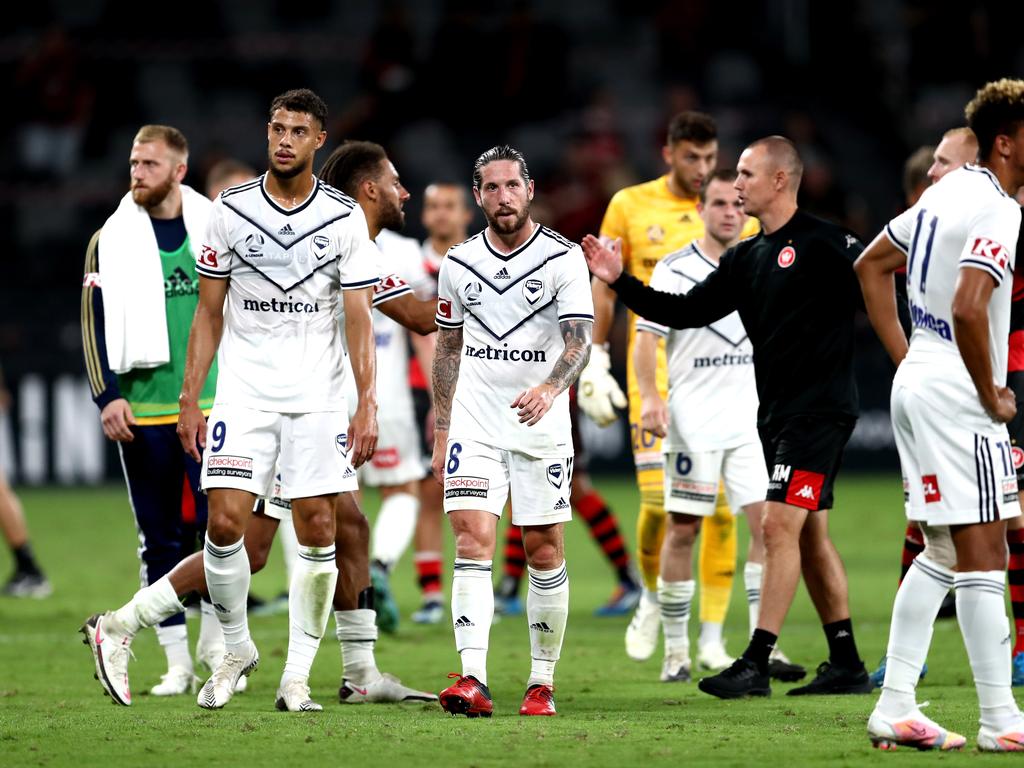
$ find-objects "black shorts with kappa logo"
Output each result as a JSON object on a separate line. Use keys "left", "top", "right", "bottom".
{"left": 1007, "top": 371, "right": 1024, "bottom": 484}
{"left": 759, "top": 414, "right": 856, "bottom": 512}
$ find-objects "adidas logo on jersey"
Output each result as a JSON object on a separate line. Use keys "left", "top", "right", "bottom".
{"left": 493, "top": 267, "right": 511, "bottom": 280}
{"left": 553, "top": 497, "right": 569, "bottom": 511}
{"left": 530, "top": 622, "right": 554, "bottom": 634}
{"left": 794, "top": 485, "right": 816, "bottom": 500}
{"left": 454, "top": 615, "right": 475, "bottom": 628}
{"left": 278, "top": 223, "right": 295, "bottom": 236}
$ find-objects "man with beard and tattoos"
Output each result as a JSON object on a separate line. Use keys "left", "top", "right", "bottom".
{"left": 433, "top": 146, "right": 593, "bottom": 717}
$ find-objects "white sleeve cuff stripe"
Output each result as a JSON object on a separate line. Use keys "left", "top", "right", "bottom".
{"left": 635, "top": 322, "right": 668, "bottom": 336}
{"left": 435, "top": 317, "right": 462, "bottom": 328}
{"left": 885, "top": 225, "right": 909, "bottom": 254}
{"left": 959, "top": 258, "right": 1003, "bottom": 283}
{"left": 372, "top": 286, "right": 412, "bottom": 306}
{"left": 196, "top": 266, "right": 229, "bottom": 278}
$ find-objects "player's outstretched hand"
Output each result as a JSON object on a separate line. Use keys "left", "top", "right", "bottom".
{"left": 348, "top": 402, "right": 378, "bottom": 468}
{"left": 511, "top": 384, "right": 556, "bottom": 427}
{"left": 176, "top": 401, "right": 206, "bottom": 461}
{"left": 987, "top": 385, "right": 1017, "bottom": 424}
{"left": 577, "top": 346, "right": 627, "bottom": 427}
{"left": 431, "top": 429, "right": 448, "bottom": 484}
{"left": 101, "top": 398, "right": 136, "bottom": 443}
{"left": 581, "top": 235, "right": 624, "bottom": 284}
{"left": 640, "top": 394, "right": 669, "bottom": 438}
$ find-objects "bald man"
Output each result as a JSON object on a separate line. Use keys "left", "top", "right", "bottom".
{"left": 928, "top": 127, "right": 979, "bottom": 185}
{"left": 584, "top": 136, "right": 872, "bottom": 699}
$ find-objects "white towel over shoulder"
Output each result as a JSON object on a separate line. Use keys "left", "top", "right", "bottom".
{"left": 98, "top": 185, "right": 212, "bottom": 373}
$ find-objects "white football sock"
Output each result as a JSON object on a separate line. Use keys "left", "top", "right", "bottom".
{"left": 113, "top": 574, "right": 184, "bottom": 636}
{"left": 203, "top": 537, "right": 251, "bottom": 652}
{"left": 278, "top": 516, "right": 299, "bottom": 583}
{"left": 197, "top": 600, "right": 224, "bottom": 656}
{"left": 876, "top": 555, "right": 951, "bottom": 717}
{"left": 699, "top": 622, "right": 723, "bottom": 648}
{"left": 452, "top": 558, "right": 493, "bottom": 685}
{"left": 527, "top": 562, "right": 569, "bottom": 687}
{"left": 743, "top": 561, "right": 763, "bottom": 638}
{"left": 155, "top": 623, "right": 192, "bottom": 671}
{"left": 371, "top": 492, "right": 419, "bottom": 570}
{"left": 660, "top": 578, "right": 695, "bottom": 656}
{"left": 956, "top": 570, "right": 1022, "bottom": 731}
{"left": 641, "top": 587, "right": 658, "bottom": 607}
{"left": 281, "top": 545, "right": 338, "bottom": 686}
{"left": 335, "top": 609, "right": 380, "bottom": 684}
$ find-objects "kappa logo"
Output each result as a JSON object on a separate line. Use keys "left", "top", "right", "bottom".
{"left": 777, "top": 246, "right": 796, "bottom": 268}
{"left": 554, "top": 497, "right": 569, "bottom": 511}
{"left": 523, "top": 278, "right": 544, "bottom": 305}
{"left": 530, "top": 622, "right": 554, "bottom": 634}
{"left": 278, "top": 223, "right": 295, "bottom": 236}
{"left": 922, "top": 474, "right": 941, "bottom": 503}
{"left": 336, "top": 434, "right": 348, "bottom": 454}
{"left": 493, "top": 267, "right": 511, "bottom": 280}
{"left": 546, "top": 463, "right": 563, "bottom": 489}
{"left": 785, "top": 469, "right": 825, "bottom": 510}
{"left": 794, "top": 485, "right": 816, "bottom": 500}
{"left": 311, "top": 234, "right": 331, "bottom": 261}
{"left": 245, "top": 233, "right": 265, "bottom": 256}
{"left": 463, "top": 281, "right": 483, "bottom": 306}
{"left": 845, "top": 234, "right": 859, "bottom": 249}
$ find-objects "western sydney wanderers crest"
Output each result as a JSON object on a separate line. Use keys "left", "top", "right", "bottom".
{"left": 523, "top": 278, "right": 544, "bottom": 305}
{"left": 311, "top": 234, "right": 331, "bottom": 261}
{"left": 546, "top": 463, "right": 563, "bottom": 488}
{"left": 777, "top": 246, "right": 796, "bottom": 268}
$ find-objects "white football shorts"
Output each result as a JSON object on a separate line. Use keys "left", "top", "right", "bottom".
{"left": 663, "top": 441, "right": 767, "bottom": 516}
{"left": 201, "top": 404, "right": 358, "bottom": 500}
{"left": 892, "top": 382, "right": 1021, "bottom": 525}
{"left": 357, "top": 413, "right": 427, "bottom": 487}
{"left": 441, "top": 438, "right": 574, "bottom": 526}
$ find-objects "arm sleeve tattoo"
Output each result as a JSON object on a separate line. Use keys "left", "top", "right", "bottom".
{"left": 431, "top": 326, "right": 463, "bottom": 431}
{"left": 545, "top": 318, "right": 592, "bottom": 394}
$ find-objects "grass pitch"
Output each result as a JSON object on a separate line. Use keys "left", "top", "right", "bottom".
{"left": 0, "top": 475, "right": 1011, "bottom": 765}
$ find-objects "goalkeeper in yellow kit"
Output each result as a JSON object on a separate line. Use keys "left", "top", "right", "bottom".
{"left": 582, "top": 112, "right": 768, "bottom": 670}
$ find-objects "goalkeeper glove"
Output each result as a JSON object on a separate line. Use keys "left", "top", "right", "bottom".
{"left": 577, "top": 345, "right": 627, "bottom": 427}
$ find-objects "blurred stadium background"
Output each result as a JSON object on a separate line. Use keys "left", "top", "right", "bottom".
{"left": 2, "top": 0, "right": 1023, "bottom": 484}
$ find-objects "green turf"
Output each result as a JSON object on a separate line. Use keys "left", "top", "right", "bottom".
{"left": 0, "top": 475, "right": 1011, "bottom": 765}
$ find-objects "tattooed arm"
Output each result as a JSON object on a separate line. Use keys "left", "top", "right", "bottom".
{"left": 511, "top": 318, "right": 593, "bottom": 427}
{"left": 430, "top": 325, "right": 463, "bottom": 482}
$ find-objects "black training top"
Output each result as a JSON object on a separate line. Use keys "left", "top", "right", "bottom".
{"left": 611, "top": 209, "right": 864, "bottom": 427}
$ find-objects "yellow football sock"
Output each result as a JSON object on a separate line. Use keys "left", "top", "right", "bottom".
{"left": 636, "top": 490, "right": 666, "bottom": 592}
{"left": 698, "top": 487, "right": 737, "bottom": 624}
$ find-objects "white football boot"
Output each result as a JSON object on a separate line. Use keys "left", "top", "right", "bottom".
{"left": 868, "top": 707, "right": 966, "bottom": 751}
{"left": 197, "top": 641, "right": 258, "bottom": 709}
{"left": 339, "top": 672, "right": 439, "bottom": 703}
{"left": 660, "top": 650, "right": 692, "bottom": 682}
{"left": 196, "top": 641, "right": 247, "bottom": 693}
{"left": 81, "top": 612, "right": 134, "bottom": 706}
{"left": 625, "top": 593, "right": 660, "bottom": 661}
{"left": 697, "top": 640, "right": 735, "bottom": 672}
{"left": 275, "top": 678, "right": 323, "bottom": 712}
{"left": 150, "top": 665, "right": 199, "bottom": 696}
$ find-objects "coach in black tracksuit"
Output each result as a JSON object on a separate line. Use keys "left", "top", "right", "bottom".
{"left": 583, "top": 136, "right": 873, "bottom": 700}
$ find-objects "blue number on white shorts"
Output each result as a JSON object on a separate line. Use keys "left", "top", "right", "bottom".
{"left": 675, "top": 453, "right": 692, "bottom": 476}
{"left": 447, "top": 442, "right": 462, "bottom": 474}
{"left": 210, "top": 421, "right": 227, "bottom": 453}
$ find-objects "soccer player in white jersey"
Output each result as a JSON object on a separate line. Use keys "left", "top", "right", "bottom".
{"left": 433, "top": 146, "right": 593, "bottom": 717}
{"left": 633, "top": 169, "right": 769, "bottom": 683}
{"left": 176, "top": 89, "right": 380, "bottom": 711}
{"left": 856, "top": 79, "right": 1024, "bottom": 751}
{"left": 321, "top": 140, "right": 436, "bottom": 634}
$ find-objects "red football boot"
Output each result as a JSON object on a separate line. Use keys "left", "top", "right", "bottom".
{"left": 519, "top": 684, "right": 556, "bottom": 716}
{"left": 439, "top": 673, "right": 493, "bottom": 718}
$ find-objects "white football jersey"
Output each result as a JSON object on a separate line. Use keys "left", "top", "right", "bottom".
{"left": 419, "top": 240, "right": 445, "bottom": 299}
{"left": 636, "top": 243, "right": 759, "bottom": 451}
{"left": 886, "top": 164, "right": 1021, "bottom": 419}
{"left": 341, "top": 229, "right": 428, "bottom": 416}
{"left": 197, "top": 175, "right": 379, "bottom": 412}
{"left": 435, "top": 225, "right": 594, "bottom": 458}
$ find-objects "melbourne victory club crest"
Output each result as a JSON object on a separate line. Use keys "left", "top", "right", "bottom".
{"left": 311, "top": 234, "right": 331, "bottom": 261}
{"left": 523, "top": 278, "right": 544, "bottom": 305}
{"left": 777, "top": 245, "right": 796, "bottom": 268}
{"left": 546, "top": 463, "right": 563, "bottom": 488}
{"left": 245, "top": 233, "right": 265, "bottom": 257}
{"left": 336, "top": 433, "right": 348, "bottom": 454}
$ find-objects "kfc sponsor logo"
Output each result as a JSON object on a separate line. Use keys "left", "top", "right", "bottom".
{"left": 437, "top": 297, "right": 453, "bottom": 319}
{"left": 922, "top": 474, "right": 941, "bottom": 504}
{"left": 371, "top": 447, "right": 400, "bottom": 470}
{"left": 206, "top": 455, "right": 254, "bottom": 479}
{"left": 82, "top": 272, "right": 101, "bottom": 288}
{"left": 199, "top": 245, "right": 219, "bottom": 268}
{"left": 971, "top": 237, "right": 1008, "bottom": 269}
{"left": 374, "top": 273, "right": 407, "bottom": 296}
{"left": 1004, "top": 477, "right": 1019, "bottom": 504}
